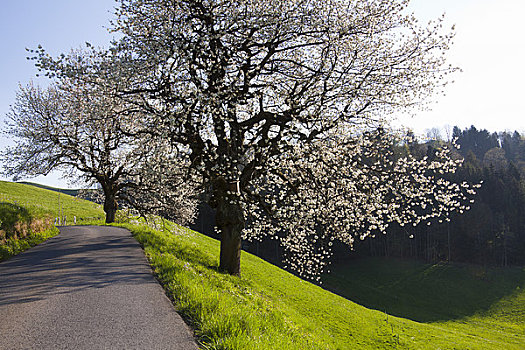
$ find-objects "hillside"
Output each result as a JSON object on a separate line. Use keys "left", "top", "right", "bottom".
{"left": 0, "top": 181, "right": 104, "bottom": 223}
{"left": 0, "top": 181, "right": 104, "bottom": 259}
{"left": 1, "top": 181, "right": 523, "bottom": 348}
{"left": 323, "top": 257, "right": 525, "bottom": 323}
{"left": 123, "top": 222, "right": 525, "bottom": 349}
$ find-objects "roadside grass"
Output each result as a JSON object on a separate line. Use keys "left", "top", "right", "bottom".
{"left": 0, "top": 226, "right": 59, "bottom": 261}
{"left": 119, "top": 221, "right": 525, "bottom": 349}
{"left": 1, "top": 181, "right": 523, "bottom": 348}
{"left": 0, "top": 202, "right": 32, "bottom": 238}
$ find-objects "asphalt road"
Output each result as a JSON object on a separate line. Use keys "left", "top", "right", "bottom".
{"left": 0, "top": 226, "right": 198, "bottom": 349}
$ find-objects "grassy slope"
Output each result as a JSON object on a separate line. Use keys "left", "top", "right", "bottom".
{"left": 0, "top": 181, "right": 104, "bottom": 260}
{"left": 0, "top": 226, "right": 60, "bottom": 260}
{"left": 0, "top": 181, "right": 104, "bottom": 222}
{"left": 122, "top": 222, "right": 525, "bottom": 349}
{"left": 323, "top": 258, "right": 525, "bottom": 348}
{"left": 18, "top": 181, "right": 80, "bottom": 197}
{"left": 1, "top": 182, "right": 522, "bottom": 348}
{"left": 322, "top": 257, "right": 525, "bottom": 322}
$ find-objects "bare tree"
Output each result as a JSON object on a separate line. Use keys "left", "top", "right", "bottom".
{"left": 427, "top": 127, "right": 443, "bottom": 141}
{"left": 444, "top": 124, "right": 453, "bottom": 142}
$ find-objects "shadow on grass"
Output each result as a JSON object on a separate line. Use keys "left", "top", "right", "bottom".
{"left": 321, "top": 257, "right": 525, "bottom": 323}
{"left": 0, "top": 202, "right": 33, "bottom": 240}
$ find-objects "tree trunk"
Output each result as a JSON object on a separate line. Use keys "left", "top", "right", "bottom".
{"left": 103, "top": 192, "right": 118, "bottom": 224}
{"left": 213, "top": 178, "right": 244, "bottom": 276}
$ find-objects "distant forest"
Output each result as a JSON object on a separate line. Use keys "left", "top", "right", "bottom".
{"left": 227, "top": 125, "right": 525, "bottom": 269}
{"left": 353, "top": 126, "right": 525, "bottom": 267}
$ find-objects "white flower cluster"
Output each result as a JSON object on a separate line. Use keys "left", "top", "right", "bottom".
{"left": 15, "top": 0, "right": 468, "bottom": 276}
{"left": 243, "top": 128, "right": 477, "bottom": 280}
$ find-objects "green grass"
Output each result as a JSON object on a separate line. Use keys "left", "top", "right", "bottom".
{"left": 1, "top": 181, "right": 523, "bottom": 348}
{"left": 119, "top": 222, "right": 525, "bottom": 349}
{"left": 322, "top": 257, "right": 525, "bottom": 323}
{"left": 0, "top": 180, "right": 104, "bottom": 260}
{"left": 0, "top": 226, "right": 59, "bottom": 261}
{"left": 0, "top": 180, "right": 104, "bottom": 224}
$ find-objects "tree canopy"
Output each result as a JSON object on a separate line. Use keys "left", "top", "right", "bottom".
{"left": 2, "top": 52, "right": 198, "bottom": 225}
{"left": 6, "top": 0, "right": 476, "bottom": 278}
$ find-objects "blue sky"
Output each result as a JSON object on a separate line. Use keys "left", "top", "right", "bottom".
{"left": 0, "top": 0, "right": 115, "bottom": 108}
{"left": 1, "top": 0, "right": 524, "bottom": 188}
{"left": 0, "top": 0, "right": 115, "bottom": 187}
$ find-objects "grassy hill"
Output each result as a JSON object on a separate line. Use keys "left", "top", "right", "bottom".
{"left": 0, "top": 181, "right": 103, "bottom": 223}
{"left": 323, "top": 258, "right": 525, "bottom": 348}
{"left": 122, "top": 222, "right": 525, "bottom": 349}
{"left": 1, "top": 181, "right": 523, "bottom": 348}
{"left": 0, "top": 181, "right": 104, "bottom": 260}
{"left": 322, "top": 257, "right": 525, "bottom": 323}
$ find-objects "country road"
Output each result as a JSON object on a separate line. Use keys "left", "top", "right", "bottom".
{"left": 0, "top": 226, "right": 197, "bottom": 349}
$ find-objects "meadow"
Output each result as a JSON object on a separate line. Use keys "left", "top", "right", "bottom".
{"left": 0, "top": 181, "right": 104, "bottom": 260}
{"left": 123, "top": 222, "right": 525, "bottom": 349}
{"left": 0, "top": 181, "right": 103, "bottom": 223}
{"left": 1, "top": 181, "right": 523, "bottom": 349}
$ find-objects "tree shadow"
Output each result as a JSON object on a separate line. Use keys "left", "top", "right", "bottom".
{"left": 0, "top": 226, "right": 158, "bottom": 305}
{"left": 321, "top": 257, "right": 525, "bottom": 323}
{"left": 0, "top": 202, "right": 33, "bottom": 240}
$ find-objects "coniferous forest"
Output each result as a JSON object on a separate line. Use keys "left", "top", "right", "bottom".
{"left": 353, "top": 126, "right": 525, "bottom": 267}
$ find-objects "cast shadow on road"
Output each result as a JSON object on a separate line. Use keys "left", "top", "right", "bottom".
{"left": 0, "top": 232, "right": 155, "bottom": 305}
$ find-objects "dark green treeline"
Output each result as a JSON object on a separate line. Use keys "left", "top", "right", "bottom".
{"left": 357, "top": 126, "right": 525, "bottom": 267}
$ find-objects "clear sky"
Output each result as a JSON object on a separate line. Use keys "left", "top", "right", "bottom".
{"left": 0, "top": 0, "right": 524, "bottom": 188}
{"left": 0, "top": 0, "right": 115, "bottom": 188}
{"left": 400, "top": 0, "right": 525, "bottom": 134}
